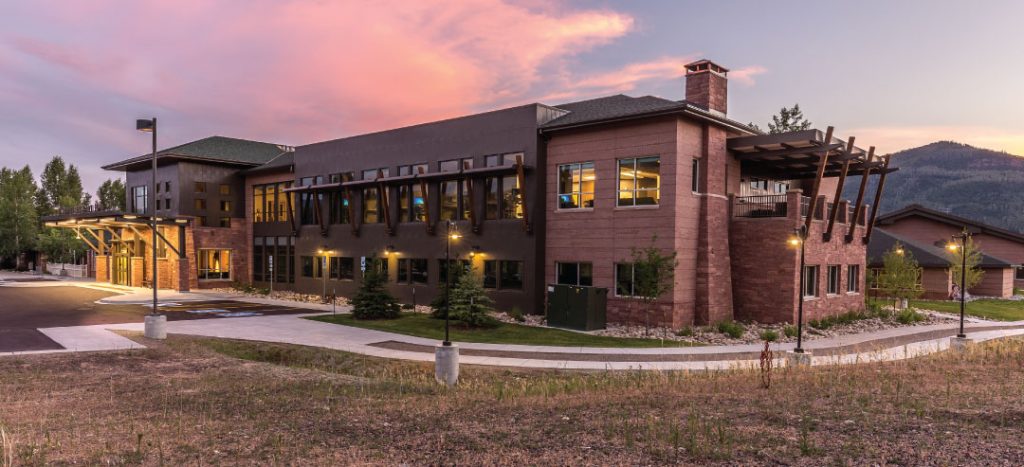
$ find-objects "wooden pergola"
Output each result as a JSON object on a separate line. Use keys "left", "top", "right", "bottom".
{"left": 727, "top": 127, "right": 898, "bottom": 243}
{"left": 42, "top": 211, "right": 189, "bottom": 259}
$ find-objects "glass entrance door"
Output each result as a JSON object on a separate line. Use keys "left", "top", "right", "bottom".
{"left": 112, "top": 255, "right": 130, "bottom": 286}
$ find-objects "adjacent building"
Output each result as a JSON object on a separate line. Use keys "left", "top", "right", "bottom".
{"left": 44, "top": 59, "right": 897, "bottom": 327}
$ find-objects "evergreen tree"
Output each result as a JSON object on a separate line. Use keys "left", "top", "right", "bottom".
{"left": 767, "top": 104, "right": 812, "bottom": 134}
{"left": 0, "top": 166, "right": 40, "bottom": 262}
{"left": 350, "top": 263, "right": 400, "bottom": 320}
{"left": 947, "top": 233, "right": 984, "bottom": 293}
{"left": 447, "top": 272, "right": 498, "bottom": 328}
{"left": 430, "top": 259, "right": 468, "bottom": 319}
{"left": 876, "top": 242, "right": 924, "bottom": 305}
{"left": 36, "top": 156, "right": 87, "bottom": 264}
{"left": 96, "top": 179, "right": 127, "bottom": 211}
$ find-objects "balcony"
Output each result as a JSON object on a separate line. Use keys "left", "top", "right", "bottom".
{"left": 733, "top": 192, "right": 869, "bottom": 226}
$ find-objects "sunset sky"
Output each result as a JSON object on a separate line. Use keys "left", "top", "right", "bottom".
{"left": 2, "top": 0, "right": 1023, "bottom": 190}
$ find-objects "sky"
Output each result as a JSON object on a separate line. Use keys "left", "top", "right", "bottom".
{"left": 2, "top": 0, "right": 1023, "bottom": 191}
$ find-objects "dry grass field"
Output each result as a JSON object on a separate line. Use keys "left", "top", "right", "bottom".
{"left": 1, "top": 334, "right": 1023, "bottom": 465}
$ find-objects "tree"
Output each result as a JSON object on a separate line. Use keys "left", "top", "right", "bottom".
{"left": 0, "top": 166, "right": 40, "bottom": 265}
{"left": 430, "top": 259, "right": 468, "bottom": 319}
{"left": 96, "top": 179, "right": 126, "bottom": 211}
{"left": 447, "top": 271, "right": 498, "bottom": 328}
{"left": 36, "top": 156, "right": 86, "bottom": 265}
{"left": 876, "top": 242, "right": 924, "bottom": 308}
{"left": 947, "top": 233, "right": 984, "bottom": 295}
{"left": 767, "top": 104, "right": 812, "bottom": 134}
{"left": 350, "top": 261, "right": 400, "bottom": 319}
{"left": 630, "top": 236, "right": 678, "bottom": 334}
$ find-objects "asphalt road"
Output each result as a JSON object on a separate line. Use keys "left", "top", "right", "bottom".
{"left": 0, "top": 286, "right": 310, "bottom": 352}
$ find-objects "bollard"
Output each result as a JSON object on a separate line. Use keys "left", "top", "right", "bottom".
{"left": 434, "top": 344, "right": 460, "bottom": 386}
{"left": 144, "top": 314, "right": 167, "bottom": 340}
{"left": 785, "top": 350, "right": 812, "bottom": 367}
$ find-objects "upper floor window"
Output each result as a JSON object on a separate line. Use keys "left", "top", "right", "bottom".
{"left": 439, "top": 158, "right": 473, "bottom": 172}
{"left": 691, "top": 158, "right": 700, "bottom": 193}
{"left": 253, "top": 182, "right": 291, "bottom": 223}
{"left": 485, "top": 152, "right": 522, "bottom": 168}
{"left": 362, "top": 168, "right": 390, "bottom": 181}
{"left": 847, "top": 265, "right": 861, "bottom": 293}
{"left": 219, "top": 184, "right": 231, "bottom": 195}
{"left": 363, "top": 187, "right": 380, "bottom": 223}
{"left": 398, "top": 164, "right": 428, "bottom": 176}
{"left": 484, "top": 175, "right": 523, "bottom": 220}
{"left": 131, "top": 185, "right": 148, "bottom": 214}
{"left": 557, "top": 162, "right": 595, "bottom": 209}
{"left": 398, "top": 184, "right": 426, "bottom": 222}
{"left": 195, "top": 182, "right": 207, "bottom": 193}
{"left": 617, "top": 156, "right": 660, "bottom": 207}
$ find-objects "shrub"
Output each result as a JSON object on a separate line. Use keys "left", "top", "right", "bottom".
{"left": 759, "top": 329, "right": 779, "bottom": 342}
{"left": 717, "top": 321, "right": 745, "bottom": 339}
{"left": 401, "top": 303, "right": 415, "bottom": 310}
{"left": 350, "top": 267, "right": 400, "bottom": 320}
{"left": 675, "top": 326, "right": 694, "bottom": 337}
{"left": 447, "top": 272, "right": 499, "bottom": 328}
{"left": 783, "top": 325, "right": 798, "bottom": 338}
{"left": 430, "top": 263, "right": 468, "bottom": 319}
{"left": 896, "top": 308, "right": 926, "bottom": 324}
{"left": 508, "top": 306, "right": 525, "bottom": 323}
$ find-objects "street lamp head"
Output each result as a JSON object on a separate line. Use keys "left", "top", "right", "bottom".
{"left": 136, "top": 119, "right": 155, "bottom": 133}
{"left": 895, "top": 248, "right": 905, "bottom": 256}
{"left": 946, "top": 242, "right": 959, "bottom": 252}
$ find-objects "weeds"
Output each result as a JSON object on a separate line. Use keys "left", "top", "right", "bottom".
{"left": 896, "top": 308, "right": 926, "bottom": 324}
{"left": 716, "top": 320, "right": 746, "bottom": 339}
{"left": 675, "top": 326, "right": 694, "bottom": 337}
{"left": 783, "top": 325, "right": 798, "bottom": 338}
{"left": 1, "top": 425, "right": 12, "bottom": 467}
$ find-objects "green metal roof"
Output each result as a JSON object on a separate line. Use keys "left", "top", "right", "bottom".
{"left": 103, "top": 136, "right": 292, "bottom": 171}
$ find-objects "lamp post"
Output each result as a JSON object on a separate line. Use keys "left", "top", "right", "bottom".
{"left": 435, "top": 220, "right": 461, "bottom": 386}
{"left": 136, "top": 118, "right": 165, "bottom": 339}
{"left": 443, "top": 220, "right": 460, "bottom": 346}
{"left": 788, "top": 225, "right": 808, "bottom": 354}
{"left": 947, "top": 231, "right": 970, "bottom": 338}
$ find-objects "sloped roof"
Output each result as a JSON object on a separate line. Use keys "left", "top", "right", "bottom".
{"left": 103, "top": 136, "right": 292, "bottom": 171}
{"left": 868, "top": 229, "right": 1017, "bottom": 268}
{"left": 245, "top": 151, "right": 294, "bottom": 175}
{"left": 877, "top": 204, "right": 1024, "bottom": 244}
{"left": 539, "top": 94, "right": 758, "bottom": 134}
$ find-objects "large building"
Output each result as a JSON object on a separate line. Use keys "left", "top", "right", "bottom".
{"left": 44, "top": 59, "right": 895, "bottom": 327}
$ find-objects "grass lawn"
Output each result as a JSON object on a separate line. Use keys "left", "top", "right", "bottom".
{"left": 309, "top": 312, "right": 698, "bottom": 347}
{"left": 2, "top": 335, "right": 1024, "bottom": 464}
{"left": 910, "top": 298, "right": 1024, "bottom": 321}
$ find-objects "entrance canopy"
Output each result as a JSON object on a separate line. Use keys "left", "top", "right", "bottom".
{"left": 42, "top": 210, "right": 188, "bottom": 259}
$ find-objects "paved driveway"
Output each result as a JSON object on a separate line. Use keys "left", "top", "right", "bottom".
{"left": 0, "top": 286, "right": 309, "bottom": 352}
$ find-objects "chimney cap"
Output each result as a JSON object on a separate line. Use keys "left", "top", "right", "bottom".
{"left": 685, "top": 59, "right": 728, "bottom": 76}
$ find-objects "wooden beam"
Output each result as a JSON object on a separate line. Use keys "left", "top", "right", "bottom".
{"left": 418, "top": 166, "right": 434, "bottom": 235}
{"left": 803, "top": 126, "right": 835, "bottom": 232}
{"left": 845, "top": 147, "right": 875, "bottom": 243}
{"left": 152, "top": 226, "right": 183, "bottom": 258}
{"left": 100, "top": 226, "right": 134, "bottom": 256}
{"left": 726, "top": 129, "right": 821, "bottom": 150}
{"left": 732, "top": 142, "right": 842, "bottom": 161}
{"left": 862, "top": 154, "right": 892, "bottom": 244}
{"left": 515, "top": 154, "right": 531, "bottom": 233}
{"left": 285, "top": 190, "right": 297, "bottom": 235}
{"left": 824, "top": 136, "right": 855, "bottom": 242}
{"left": 378, "top": 168, "right": 393, "bottom": 236}
{"left": 343, "top": 173, "right": 359, "bottom": 237}
{"left": 312, "top": 185, "right": 327, "bottom": 237}
{"left": 74, "top": 227, "right": 102, "bottom": 254}
{"left": 463, "top": 160, "right": 478, "bottom": 233}
{"left": 80, "top": 227, "right": 108, "bottom": 255}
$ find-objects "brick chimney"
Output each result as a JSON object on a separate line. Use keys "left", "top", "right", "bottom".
{"left": 685, "top": 59, "right": 729, "bottom": 116}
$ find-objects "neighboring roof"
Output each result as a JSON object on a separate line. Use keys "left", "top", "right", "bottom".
{"left": 539, "top": 94, "right": 759, "bottom": 135}
{"left": 244, "top": 151, "right": 294, "bottom": 175}
{"left": 103, "top": 136, "right": 292, "bottom": 171}
{"left": 868, "top": 229, "right": 1018, "bottom": 269}
{"left": 877, "top": 204, "right": 1024, "bottom": 244}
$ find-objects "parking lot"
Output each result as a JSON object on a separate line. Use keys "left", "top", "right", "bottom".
{"left": 0, "top": 286, "right": 312, "bottom": 352}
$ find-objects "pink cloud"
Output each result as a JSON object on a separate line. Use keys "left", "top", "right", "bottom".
{"left": 730, "top": 65, "right": 767, "bottom": 86}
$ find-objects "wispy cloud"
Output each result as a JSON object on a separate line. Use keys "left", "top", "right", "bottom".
{"left": 730, "top": 65, "right": 767, "bottom": 86}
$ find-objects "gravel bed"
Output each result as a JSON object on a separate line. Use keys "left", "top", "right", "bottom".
{"left": 210, "top": 288, "right": 351, "bottom": 306}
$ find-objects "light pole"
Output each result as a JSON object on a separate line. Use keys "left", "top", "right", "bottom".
{"left": 788, "top": 225, "right": 808, "bottom": 353}
{"left": 947, "top": 231, "right": 971, "bottom": 338}
{"left": 136, "top": 118, "right": 165, "bottom": 339}
{"left": 435, "top": 220, "right": 461, "bottom": 386}
{"left": 443, "top": 220, "right": 460, "bottom": 346}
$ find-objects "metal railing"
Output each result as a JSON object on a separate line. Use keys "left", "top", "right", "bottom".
{"left": 733, "top": 194, "right": 788, "bottom": 218}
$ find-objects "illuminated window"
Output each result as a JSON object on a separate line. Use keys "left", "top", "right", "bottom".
{"left": 617, "top": 156, "right": 660, "bottom": 206}
{"left": 557, "top": 162, "right": 595, "bottom": 209}
{"left": 197, "top": 249, "right": 231, "bottom": 280}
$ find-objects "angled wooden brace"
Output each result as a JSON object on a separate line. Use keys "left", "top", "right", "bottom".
{"left": 803, "top": 126, "right": 834, "bottom": 233}
{"left": 418, "top": 165, "right": 435, "bottom": 235}
{"left": 845, "top": 147, "right": 875, "bottom": 243}
{"left": 862, "top": 155, "right": 892, "bottom": 244}
{"left": 463, "top": 160, "right": 478, "bottom": 234}
{"left": 378, "top": 168, "right": 394, "bottom": 236}
{"left": 824, "top": 136, "right": 855, "bottom": 241}
{"left": 514, "top": 154, "right": 531, "bottom": 234}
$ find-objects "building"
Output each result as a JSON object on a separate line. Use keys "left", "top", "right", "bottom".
{"left": 871, "top": 204, "right": 1024, "bottom": 297}
{"left": 44, "top": 59, "right": 896, "bottom": 327}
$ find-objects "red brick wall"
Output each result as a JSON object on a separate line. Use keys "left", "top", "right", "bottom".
{"left": 685, "top": 71, "right": 727, "bottom": 114}
{"left": 191, "top": 221, "right": 248, "bottom": 289}
{"left": 973, "top": 267, "right": 1014, "bottom": 298}
{"left": 693, "top": 124, "right": 733, "bottom": 325}
{"left": 95, "top": 255, "right": 109, "bottom": 282}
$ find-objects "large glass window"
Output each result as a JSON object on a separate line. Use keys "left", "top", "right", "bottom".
{"left": 803, "top": 265, "right": 819, "bottom": 298}
{"left": 301, "top": 256, "right": 314, "bottom": 278}
{"left": 556, "top": 262, "right": 593, "bottom": 286}
{"left": 198, "top": 249, "right": 230, "bottom": 280}
{"left": 615, "top": 263, "right": 635, "bottom": 297}
{"left": 131, "top": 185, "right": 148, "bottom": 214}
{"left": 827, "top": 265, "right": 841, "bottom": 295}
{"left": 557, "top": 162, "right": 595, "bottom": 209}
{"left": 253, "top": 237, "right": 265, "bottom": 282}
{"left": 363, "top": 187, "right": 380, "bottom": 223}
{"left": 501, "top": 175, "right": 522, "bottom": 219}
{"left": 298, "top": 176, "right": 321, "bottom": 225}
{"left": 253, "top": 185, "right": 265, "bottom": 222}
{"left": 398, "top": 259, "right": 429, "bottom": 284}
{"left": 617, "top": 156, "right": 660, "bottom": 206}
{"left": 847, "top": 265, "right": 861, "bottom": 293}
{"left": 499, "top": 260, "right": 523, "bottom": 290}
{"left": 332, "top": 257, "right": 354, "bottom": 280}
{"left": 275, "top": 182, "right": 290, "bottom": 223}
{"left": 485, "top": 177, "right": 499, "bottom": 220}
{"left": 440, "top": 180, "right": 459, "bottom": 220}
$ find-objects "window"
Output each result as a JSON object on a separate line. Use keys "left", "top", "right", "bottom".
{"left": 485, "top": 177, "right": 499, "bottom": 220}
{"left": 197, "top": 249, "right": 230, "bottom": 280}
{"left": 440, "top": 180, "right": 459, "bottom": 220}
{"left": 827, "top": 265, "right": 841, "bottom": 295}
{"left": 691, "top": 158, "right": 700, "bottom": 192}
{"left": 483, "top": 260, "right": 497, "bottom": 289}
{"left": 194, "top": 199, "right": 206, "bottom": 210}
{"left": 1018, "top": 267, "right": 1024, "bottom": 281}
{"left": 253, "top": 237, "right": 265, "bottom": 282}
{"left": 253, "top": 185, "right": 265, "bottom": 222}
{"left": 252, "top": 237, "right": 292, "bottom": 284}
{"left": 615, "top": 263, "right": 635, "bottom": 297}
{"left": 773, "top": 181, "right": 790, "bottom": 194}
{"left": 398, "top": 163, "right": 428, "bottom": 176}
{"left": 131, "top": 185, "right": 148, "bottom": 214}
{"left": 276, "top": 182, "right": 290, "bottom": 223}
{"left": 329, "top": 257, "right": 354, "bottom": 280}
{"left": 557, "top": 162, "right": 595, "bottom": 209}
{"left": 803, "top": 265, "right": 819, "bottom": 298}
{"left": 219, "top": 184, "right": 230, "bottom": 195}
{"left": 617, "top": 156, "right": 660, "bottom": 206}
{"left": 499, "top": 260, "right": 523, "bottom": 290}
{"left": 367, "top": 257, "right": 389, "bottom": 280}
{"left": 298, "top": 176, "right": 322, "bottom": 225}
{"left": 501, "top": 175, "right": 522, "bottom": 219}
{"left": 439, "top": 259, "right": 471, "bottom": 284}
{"left": 220, "top": 200, "right": 231, "bottom": 212}
{"left": 398, "top": 259, "right": 429, "bottom": 284}
{"left": 164, "top": 181, "right": 171, "bottom": 193}
{"left": 155, "top": 182, "right": 161, "bottom": 194}
{"left": 301, "top": 256, "right": 315, "bottom": 278}
{"left": 362, "top": 168, "right": 389, "bottom": 181}
{"left": 196, "top": 216, "right": 207, "bottom": 227}
{"left": 277, "top": 236, "right": 295, "bottom": 283}
{"left": 556, "top": 262, "right": 593, "bottom": 286}
{"left": 439, "top": 158, "right": 472, "bottom": 172}
{"left": 219, "top": 217, "right": 231, "bottom": 228}
{"left": 195, "top": 182, "right": 207, "bottom": 193}
{"left": 362, "top": 187, "right": 380, "bottom": 223}
{"left": 485, "top": 154, "right": 503, "bottom": 167}
{"left": 847, "top": 265, "right": 861, "bottom": 293}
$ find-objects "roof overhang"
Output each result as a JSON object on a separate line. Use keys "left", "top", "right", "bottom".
{"left": 538, "top": 102, "right": 759, "bottom": 136}
{"left": 42, "top": 211, "right": 189, "bottom": 228}
{"left": 727, "top": 129, "right": 898, "bottom": 180}
{"left": 102, "top": 153, "right": 266, "bottom": 172}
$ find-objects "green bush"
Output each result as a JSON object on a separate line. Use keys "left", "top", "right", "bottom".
{"left": 508, "top": 306, "right": 525, "bottom": 323}
{"left": 675, "top": 326, "right": 694, "bottom": 337}
{"left": 717, "top": 321, "right": 746, "bottom": 339}
{"left": 896, "top": 308, "right": 926, "bottom": 324}
{"left": 783, "top": 325, "right": 798, "bottom": 338}
{"left": 447, "top": 272, "right": 499, "bottom": 328}
{"left": 759, "top": 329, "right": 779, "bottom": 342}
{"left": 401, "top": 303, "right": 415, "bottom": 310}
{"left": 1015, "top": 287, "right": 1023, "bottom": 296}
{"left": 350, "top": 267, "right": 400, "bottom": 320}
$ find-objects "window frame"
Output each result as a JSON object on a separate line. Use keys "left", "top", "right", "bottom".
{"left": 803, "top": 265, "right": 820, "bottom": 298}
{"left": 556, "top": 261, "right": 593, "bottom": 286}
{"left": 197, "top": 249, "right": 231, "bottom": 281}
{"left": 614, "top": 262, "right": 636, "bottom": 297}
{"left": 847, "top": 265, "right": 861, "bottom": 293}
{"left": 557, "top": 162, "right": 595, "bottom": 210}
{"left": 827, "top": 265, "right": 841, "bottom": 295}
{"left": 691, "top": 158, "right": 700, "bottom": 193}
{"left": 616, "top": 156, "right": 660, "bottom": 207}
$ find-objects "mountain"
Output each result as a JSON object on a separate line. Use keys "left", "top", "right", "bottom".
{"left": 843, "top": 141, "right": 1024, "bottom": 233}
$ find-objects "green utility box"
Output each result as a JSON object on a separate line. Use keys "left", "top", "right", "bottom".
{"left": 546, "top": 284, "right": 608, "bottom": 331}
